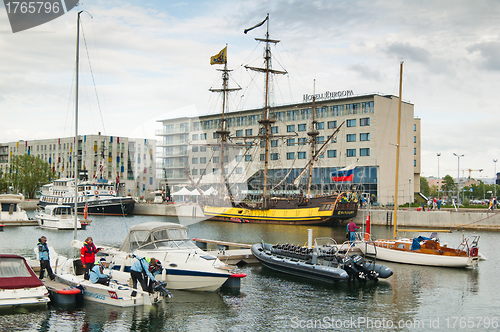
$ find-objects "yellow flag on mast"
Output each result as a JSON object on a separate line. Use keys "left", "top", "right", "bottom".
{"left": 210, "top": 46, "right": 227, "bottom": 65}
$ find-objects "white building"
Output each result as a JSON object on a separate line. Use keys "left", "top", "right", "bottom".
{"left": 157, "top": 92, "right": 421, "bottom": 205}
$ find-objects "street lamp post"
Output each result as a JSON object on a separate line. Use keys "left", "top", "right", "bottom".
{"left": 408, "top": 178, "right": 412, "bottom": 209}
{"left": 437, "top": 153, "right": 441, "bottom": 196}
{"left": 453, "top": 153, "right": 464, "bottom": 204}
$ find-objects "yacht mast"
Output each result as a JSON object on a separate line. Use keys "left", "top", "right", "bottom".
{"left": 393, "top": 61, "right": 403, "bottom": 238}
{"left": 74, "top": 11, "right": 82, "bottom": 241}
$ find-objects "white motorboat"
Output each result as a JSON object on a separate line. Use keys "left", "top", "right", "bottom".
{"left": 77, "top": 222, "right": 241, "bottom": 291}
{"left": 35, "top": 205, "right": 89, "bottom": 230}
{"left": 0, "top": 254, "right": 50, "bottom": 308}
{"left": 0, "top": 194, "right": 31, "bottom": 223}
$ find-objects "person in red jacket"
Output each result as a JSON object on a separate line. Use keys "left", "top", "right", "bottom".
{"left": 81, "top": 237, "right": 101, "bottom": 280}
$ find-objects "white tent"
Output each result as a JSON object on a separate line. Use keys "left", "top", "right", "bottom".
{"left": 171, "top": 187, "right": 191, "bottom": 196}
{"left": 203, "top": 187, "right": 218, "bottom": 196}
{"left": 189, "top": 189, "right": 201, "bottom": 196}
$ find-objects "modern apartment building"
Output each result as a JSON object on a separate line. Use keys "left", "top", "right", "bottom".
{"left": 157, "top": 92, "right": 421, "bottom": 205}
{"left": 0, "top": 134, "right": 157, "bottom": 198}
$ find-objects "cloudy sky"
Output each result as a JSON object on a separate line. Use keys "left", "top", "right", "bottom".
{"left": 0, "top": 0, "right": 499, "bottom": 181}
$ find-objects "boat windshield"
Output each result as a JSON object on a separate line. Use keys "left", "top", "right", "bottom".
{"left": 0, "top": 258, "right": 32, "bottom": 278}
{"left": 137, "top": 240, "right": 199, "bottom": 251}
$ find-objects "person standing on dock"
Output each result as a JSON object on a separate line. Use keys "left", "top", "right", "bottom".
{"left": 130, "top": 256, "right": 157, "bottom": 296}
{"left": 37, "top": 236, "right": 55, "bottom": 280}
{"left": 347, "top": 219, "right": 360, "bottom": 243}
{"left": 81, "top": 237, "right": 101, "bottom": 280}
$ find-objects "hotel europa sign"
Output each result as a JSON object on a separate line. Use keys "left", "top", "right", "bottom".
{"left": 303, "top": 90, "right": 354, "bottom": 102}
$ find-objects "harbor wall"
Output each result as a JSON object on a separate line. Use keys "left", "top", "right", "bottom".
{"left": 132, "top": 203, "right": 204, "bottom": 218}
{"left": 354, "top": 209, "right": 500, "bottom": 231}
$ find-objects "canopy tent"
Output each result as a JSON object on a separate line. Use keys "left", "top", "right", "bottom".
{"left": 171, "top": 187, "right": 192, "bottom": 196}
{"left": 203, "top": 187, "right": 218, "bottom": 196}
{"left": 189, "top": 189, "right": 201, "bottom": 196}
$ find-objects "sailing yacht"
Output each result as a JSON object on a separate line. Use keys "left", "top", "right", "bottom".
{"left": 358, "top": 62, "right": 481, "bottom": 268}
{"left": 200, "top": 15, "right": 358, "bottom": 225}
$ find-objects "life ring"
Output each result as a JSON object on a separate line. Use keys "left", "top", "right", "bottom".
{"left": 94, "top": 191, "right": 99, "bottom": 196}
{"left": 110, "top": 190, "right": 114, "bottom": 195}
{"left": 469, "top": 247, "right": 478, "bottom": 257}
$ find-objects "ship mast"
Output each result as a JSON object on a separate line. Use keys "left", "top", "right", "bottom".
{"left": 244, "top": 14, "right": 287, "bottom": 208}
{"left": 209, "top": 46, "right": 241, "bottom": 204}
{"left": 306, "top": 80, "right": 319, "bottom": 197}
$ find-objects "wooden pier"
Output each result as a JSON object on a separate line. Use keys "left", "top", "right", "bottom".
{"left": 193, "top": 238, "right": 258, "bottom": 265}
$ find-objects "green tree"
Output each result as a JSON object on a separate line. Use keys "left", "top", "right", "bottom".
{"left": 0, "top": 169, "right": 8, "bottom": 193}
{"left": 420, "top": 177, "right": 430, "bottom": 197}
{"left": 5, "top": 155, "right": 55, "bottom": 198}
{"left": 430, "top": 185, "right": 438, "bottom": 197}
{"left": 441, "top": 174, "right": 456, "bottom": 198}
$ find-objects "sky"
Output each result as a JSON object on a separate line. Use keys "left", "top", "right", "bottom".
{"left": 0, "top": 0, "right": 499, "bottom": 182}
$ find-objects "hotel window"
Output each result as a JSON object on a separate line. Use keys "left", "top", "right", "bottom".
{"left": 360, "top": 148, "right": 370, "bottom": 156}
{"left": 200, "top": 146, "right": 207, "bottom": 152}
{"left": 200, "top": 169, "right": 206, "bottom": 175}
{"left": 260, "top": 141, "right": 266, "bottom": 148}
{"left": 213, "top": 132, "right": 219, "bottom": 139}
{"left": 347, "top": 149, "right": 356, "bottom": 157}
{"left": 287, "top": 152, "right": 295, "bottom": 160}
{"left": 271, "top": 140, "right": 278, "bottom": 147}
{"left": 200, "top": 157, "right": 206, "bottom": 164}
{"left": 236, "top": 130, "right": 243, "bottom": 137}
{"left": 271, "top": 126, "right": 278, "bottom": 134}
{"left": 298, "top": 152, "right": 306, "bottom": 159}
{"left": 236, "top": 167, "right": 243, "bottom": 174}
{"left": 414, "top": 124, "right": 416, "bottom": 131}
{"left": 414, "top": 148, "right": 416, "bottom": 155}
{"left": 327, "top": 121, "right": 337, "bottom": 129}
{"left": 245, "top": 155, "right": 252, "bottom": 162}
{"left": 200, "top": 133, "right": 207, "bottom": 140}
{"left": 287, "top": 138, "right": 295, "bottom": 146}
{"left": 298, "top": 124, "right": 307, "bottom": 131}
{"left": 192, "top": 146, "right": 198, "bottom": 152}
{"left": 287, "top": 125, "right": 295, "bottom": 132}
{"left": 246, "top": 129, "right": 253, "bottom": 136}
{"left": 192, "top": 134, "right": 198, "bottom": 141}
{"left": 316, "top": 136, "right": 325, "bottom": 144}
{"left": 193, "top": 121, "right": 201, "bottom": 131}
{"left": 360, "top": 118, "right": 370, "bottom": 126}
{"left": 213, "top": 157, "right": 219, "bottom": 163}
{"left": 361, "top": 101, "right": 374, "bottom": 113}
{"left": 414, "top": 160, "right": 417, "bottom": 167}
{"left": 235, "top": 155, "right": 243, "bottom": 162}
{"left": 414, "top": 136, "right": 416, "bottom": 143}
{"left": 260, "top": 154, "right": 265, "bottom": 161}
{"left": 327, "top": 150, "right": 337, "bottom": 158}
{"left": 298, "top": 138, "right": 307, "bottom": 145}
{"left": 316, "top": 122, "right": 324, "bottom": 130}
{"left": 192, "top": 169, "right": 198, "bottom": 175}
{"left": 360, "top": 133, "right": 370, "bottom": 141}
{"left": 346, "top": 134, "right": 356, "bottom": 142}
{"left": 270, "top": 153, "right": 279, "bottom": 160}
{"left": 347, "top": 119, "right": 356, "bottom": 127}
{"left": 192, "top": 158, "right": 198, "bottom": 164}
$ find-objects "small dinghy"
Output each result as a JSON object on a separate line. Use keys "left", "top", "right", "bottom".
{"left": 251, "top": 238, "right": 393, "bottom": 284}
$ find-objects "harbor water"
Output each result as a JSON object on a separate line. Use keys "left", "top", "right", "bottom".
{"left": 0, "top": 214, "right": 499, "bottom": 331}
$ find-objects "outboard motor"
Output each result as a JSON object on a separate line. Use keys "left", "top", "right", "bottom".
{"left": 342, "top": 256, "right": 365, "bottom": 282}
{"left": 154, "top": 281, "right": 173, "bottom": 298}
{"left": 352, "top": 255, "right": 379, "bottom": 281}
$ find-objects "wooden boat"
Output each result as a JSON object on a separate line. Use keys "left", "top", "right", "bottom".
{"left": 252, "top": 238, "right": 393, "bottom": 283}
{"left": 199, "top": 15, "right": 358, "bottom": 225}
{"left": 358, "top": 62, "right": 481, "bottom": 268}
{"left": 0, "top": 254, "right": 50, "bottom": 308}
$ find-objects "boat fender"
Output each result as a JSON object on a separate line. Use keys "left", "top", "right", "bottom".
{"left": 94, "top": 191, "right": 99, "bottom": 196}
{"left": 469, "top": 247, "right": 478, "bottom": 257}
{"left": 110, "top": 191, "right": 114, "bottom": 195}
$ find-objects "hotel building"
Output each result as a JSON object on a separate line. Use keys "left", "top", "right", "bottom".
{"left": 157, "top": 92, "right": 421, "bottom": 205}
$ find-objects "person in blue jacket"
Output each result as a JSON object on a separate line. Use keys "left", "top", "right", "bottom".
{"left": 89, "top": 258, "right": 111, "bottom": 286}
{"left": 130, "top": 256, "right": 157, "bottom": 296}
{"left": 38, "top": 236, "right": 55, "bottom": 280}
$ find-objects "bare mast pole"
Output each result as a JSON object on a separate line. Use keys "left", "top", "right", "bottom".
{"left": 393, "top": 61, "right": 403, "bottom": 238}
{"left": 74, "top": 11, "right": 83, "bottom": 241}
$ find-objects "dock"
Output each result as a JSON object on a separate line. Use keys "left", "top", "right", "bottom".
{"left": 193, "top": 238, "right": 258, "bottom": 265}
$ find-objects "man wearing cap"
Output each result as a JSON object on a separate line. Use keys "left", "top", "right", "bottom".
{"left": 89, "top": 258, "right": 111, "bottom": 286}
{"left": 130, "top": 256, "right": 157, "bottom": 296}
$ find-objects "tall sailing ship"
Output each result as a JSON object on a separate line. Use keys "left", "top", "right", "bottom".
{"left": 198, "top": 15, "right": 358, "bottom": 225}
